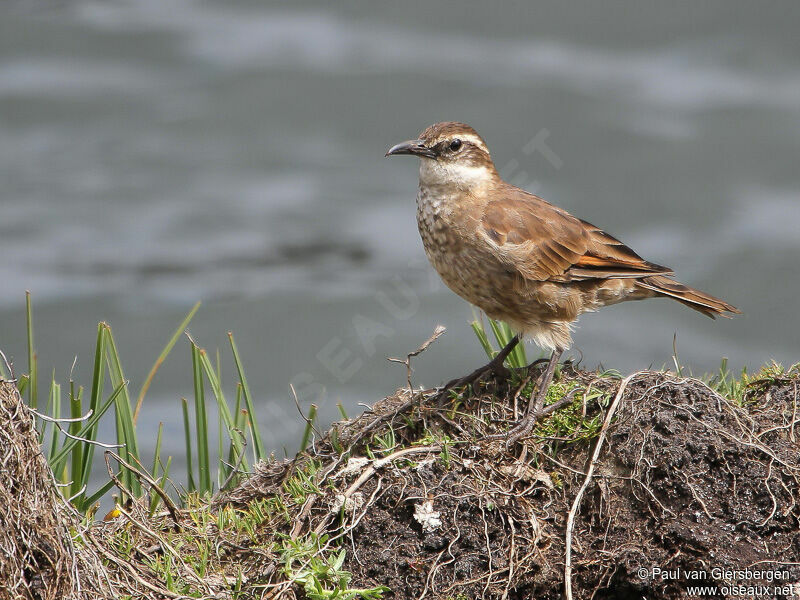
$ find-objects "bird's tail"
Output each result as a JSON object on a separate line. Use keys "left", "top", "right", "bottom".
{"left": 635, "top": 276, "right": 741, "bottom": 319}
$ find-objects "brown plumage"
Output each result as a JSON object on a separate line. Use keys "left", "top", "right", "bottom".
{"left": 387, "top": 121, "right": 740, "bottom": 441}
{"left": 387, "top": 121, "right": 740, "bottom": 353}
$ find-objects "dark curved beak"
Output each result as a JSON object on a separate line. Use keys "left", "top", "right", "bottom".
{"left": 385, "top": 139, "right": 436, "bottom": 159}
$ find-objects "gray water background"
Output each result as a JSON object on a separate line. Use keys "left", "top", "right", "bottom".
{"left": 1, "top": 1, "right": 799, "bottom": 471}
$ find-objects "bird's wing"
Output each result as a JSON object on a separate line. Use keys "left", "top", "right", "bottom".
{"left": 479, "top": 187, "right": 673, "bottom": 282}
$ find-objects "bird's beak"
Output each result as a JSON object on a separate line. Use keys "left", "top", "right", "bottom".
{"left": 385, "top": 139, "right": 437, "bottom": 159}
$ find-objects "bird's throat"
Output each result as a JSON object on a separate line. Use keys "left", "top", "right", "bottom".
{"left": 418, "top": 158, "right": 494, "bottom": 190}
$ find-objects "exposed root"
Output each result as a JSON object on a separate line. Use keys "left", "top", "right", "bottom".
{"left": 564, "top": 371, "right": 638, "bottom": 600}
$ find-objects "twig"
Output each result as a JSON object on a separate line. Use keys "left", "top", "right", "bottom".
{"left": 290, "top": 384, "right": 323, "bottom": 443}
{"left": 417, "top": 549, "right": 447, "bottom": 600}
{"left": 291, "top": 495, "right": 318, "bottom": 539}
{"left": 104, "top": 451, "right": 182, "bottom": 529}
{"left": 27, "top": 408, "right": 94, "bottom": 423}
{"left": 32, "top": 410, "right": 126, "bottom": 448}
{"left": 564, "top": 371, "right": 639, "bottom": 600}
{"left": 219, "top": 435, "right": 249, "bottom": 492}
{"left": 85, "top": 529, "right": 182, "bottom": 599}
{"left": 388, "top": 325, "right": 446, "bottom": 392}
{"left": 0, "top": 348, "right": 13, "bottom": 380}
{"left": 502, "top": 515, "right": 516, "bottom": 600}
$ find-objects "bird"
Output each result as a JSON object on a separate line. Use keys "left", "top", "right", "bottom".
{"left": 386, "top": 121, "right": 740, "bottom": 442}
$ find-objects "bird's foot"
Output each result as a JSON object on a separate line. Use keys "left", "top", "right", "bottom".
{"left": 432, "top": 335, "right": 520, "bottom": 403}
{"left": 501, "top": 385, "right": 580, "bottom": 448}
{"left": 485, "top": 349, "right": 574, "bottom": 448}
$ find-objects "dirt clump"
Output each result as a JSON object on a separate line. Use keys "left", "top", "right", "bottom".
{"left": 0, "top": 380, "right": 111, "bottom": 600}
{"left": 227, "top": 366, "right": 800, "bottom": 599}
{"left": 3, "top": 364, "right": 799, "bottom": 599}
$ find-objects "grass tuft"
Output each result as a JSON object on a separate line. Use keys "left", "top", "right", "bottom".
{"left": 470, "top": 317, "right": 529, "bottom": 369}
{"left": 278, "top": 533, "right": 389, "bottom": 599}
{"left": 14, "top": 294, "right": 266, "bottom": 512}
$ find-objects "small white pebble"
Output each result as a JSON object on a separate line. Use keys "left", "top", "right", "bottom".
{"left": 414, "top": 500, "right": 442, "bottom": 532}
{"left": 330, "top": 492, "right": 364, "bottom": 513}
{"left": 413, "top": 458, "right": 436, "bottom": 471}
{"left": 331, "top": 494, "right": 346, "bottom": 512}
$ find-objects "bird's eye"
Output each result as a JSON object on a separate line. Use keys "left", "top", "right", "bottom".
{"left": 449, "top": 139, "right": 462, "bottom": 151}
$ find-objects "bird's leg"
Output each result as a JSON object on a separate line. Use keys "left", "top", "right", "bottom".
{"left": 503, "top": 348, "right": 563, "bottom": 446}
{"left": 434, "top": 334, "right": 520, "bottom": 401}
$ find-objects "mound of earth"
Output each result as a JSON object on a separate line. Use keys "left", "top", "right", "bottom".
{"left": 2, "top": 364, "right": 799, "bottom": 599}
{"left": 221, "top": 366, "right": 800, "bottom": 599}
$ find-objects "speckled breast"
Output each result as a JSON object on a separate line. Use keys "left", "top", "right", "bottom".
{"left": 415, "top": 187, "right": 510, "bottom": 317}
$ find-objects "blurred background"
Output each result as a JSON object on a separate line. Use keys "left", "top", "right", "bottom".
{"left": 1, "top": 0, "right": 798, "bottom": 461}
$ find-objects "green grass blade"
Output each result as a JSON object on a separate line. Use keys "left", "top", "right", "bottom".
{"left": 228, "top": 332, "right": 266, "bottom": 461}
{"left": 229, "top": 385, "right": 246, "bottom": 483}
{"left": 489, "top": 320, "right": 527, "bottom": 369}
{"left": 25, "top": 292, "right": 38, "bottom": 412}
{"left": 193, "top": 342, "right": 251, "bottom": 489}
{"left": 69, "top": 382, "right": 84, "bottom": 499}
{"left": 47, "top": 379, "right": 62, "bottom": 465}
{"left": 39, "top": 372, "right": 55, "bottom": 445}
{"left": 50, "top": 381, "right": 126, "bottom": 474}
{"left": 504, "top": 324, "right": 528, "bottom": 368}
{"left": 470, "top": 320, "right": 495, "bottom": 360}
{"left": 218, "top": 403, "right": 224, "bottom": 489}
{"left": 191, "top": 343, "right": 211, "bottom": 496}
{"left": 196, "top": 348, "right": 246, "bottom": 462}
{"left": 150, "top": 422, "right": 164, "bottom": 511}
{"left": 299, "top": 404, "right": 317, "bottom": 453}
{"left": 151, "top": 422, "right": 164, "bottom": 480}
{"left": 16, "top": 375, "right": 29, "bottom": 399}
{"left": 104, "top": 324, "right": 141, "bottom": 497}
{"left": 234, "top": 384, "right": 245, "bottom": 432}
{"left": 488, "top": 318, "right": 508, "bottom": 348}
{"left": 81, "top": 478, "right": 116, "bottom": 514}
{"left": 162, "top": 455, "right": 172, "bottom": 489}
{"left": 472, "top": 318, "right": 527, "bottom": 369}
{"left": 150, "top": 455, "right": 172, "bottom": 515}
{"left": 134, "top": 301, "right": 200, "bottom": 424}
{"left": 81, "top": 323, "right": 107, "bottom": 491}
{"left": 181, "top": 398, "right": 196, "bottom": 492}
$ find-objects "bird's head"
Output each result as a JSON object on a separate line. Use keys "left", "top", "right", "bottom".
{"left": 386, "top": 121, "right": 497, "bottom": 189}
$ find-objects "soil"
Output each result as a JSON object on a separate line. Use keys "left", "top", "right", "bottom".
{"left": 3, "top": 365, "right": 799, "bottom": 599}
{"left": 225, "top": 367, "right": 800, "bottom": 599}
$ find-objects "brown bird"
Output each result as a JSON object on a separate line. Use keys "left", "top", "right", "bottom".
{"left": 386, "top": 121, "right": 740, "bottom": 441}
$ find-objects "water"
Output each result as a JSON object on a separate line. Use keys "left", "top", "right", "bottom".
{"left": 1, "top": 0, "right": 799, "bottom": 468}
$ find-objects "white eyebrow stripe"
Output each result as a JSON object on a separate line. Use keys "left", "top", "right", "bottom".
{"left": 455, "top": 134, "right": 489, "bottom": 153}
